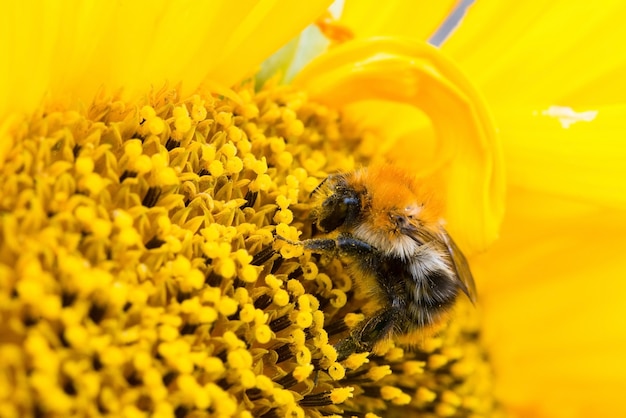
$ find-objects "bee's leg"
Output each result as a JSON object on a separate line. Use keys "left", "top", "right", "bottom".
{"left": 301, "top": 234, "right": 376, "bottom": 257}
{"left": 333, "top": 233, "right": 378, "bottom": 258}
{"left": 335, "top": 308, "right": 399, "bottom": 361}
{"left": 275, "top": 235, "right": 339, "bottom": 253}
{"left": 277, "top": 233, "right": 376, "bottom": 258}
{"left": 300, "top": 238, "right": 339, "bottom": 253}
{"left": 334, "top": 337, "right": 360, "bottom": 362}
{"left": 300, "top": 234, "right": 378, "bottom": 265}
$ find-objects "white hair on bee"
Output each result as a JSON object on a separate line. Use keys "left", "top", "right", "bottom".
{"left": 352, "top": 223, "right": 420, "bottom": 261}
{"left": 409, "top": 245, "right": 454, "bottom": 281}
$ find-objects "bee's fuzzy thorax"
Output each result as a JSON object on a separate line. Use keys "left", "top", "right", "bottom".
{"left": 355, "top": 164, "right": 442, "bottom": 224}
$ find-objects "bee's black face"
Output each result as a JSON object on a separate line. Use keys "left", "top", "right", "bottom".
{"left": 316, "top": 188, "right": 361, "bottom": 233}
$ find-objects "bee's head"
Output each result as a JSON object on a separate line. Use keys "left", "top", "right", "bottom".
{"left": 350, "top": 165, "right": 443, "bottom": 258}
{"left": 311, "top": 174, "right": 363, "bottom": 233}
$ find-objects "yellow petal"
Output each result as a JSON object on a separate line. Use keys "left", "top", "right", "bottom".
{"left": 339, "top": 0, "right": 457, "bottom": 42}
{"left": 0, "top": 0, "right": 331, "bottom": 118}
{"left": 442, "top": 0, "right": 626, "bottom": 106}
{"left": 472, "top": 187, "right": 626, "bottom": 418}
{"left": 495, "top": 104, "right": 626, "bottom": 209}
{"left": 197, "top": 0, "right": 332, "bottom": 90}
{"left": 294, "top": 37, "right": 504, "bottom": 253}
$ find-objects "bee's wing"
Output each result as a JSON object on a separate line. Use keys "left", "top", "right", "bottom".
{"left": 402, "top": 223, "right": 477, "bottom": 303}
{"left": 440, "top": 231, "right": 477, "bottom": 303}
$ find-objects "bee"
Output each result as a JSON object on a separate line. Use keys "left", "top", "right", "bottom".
{"left": 281, "top": 165, "right": 476, "bottom": 360}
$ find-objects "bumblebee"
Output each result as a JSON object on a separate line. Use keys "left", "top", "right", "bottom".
{"left": 285, "top": 165, "right": 476, "bottom": 360}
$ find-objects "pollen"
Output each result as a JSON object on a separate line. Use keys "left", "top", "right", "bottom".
{"left": 344, "top": 313, "right": 366, "bottom": 328}
{"left": 329, "top": 288, "right": 347, "bottom": 308}
{"left": 417, "top": 386, "right": 438, "bottom": 403}
{"left": 344, "top": 352, "right": 370, "bottom": 370}
{"left": 255, "top": 325, "right": 272, "bottom": 344}
{"left": 428, "top": 354, "right": 449, "bottom": 370}
{"left": 302, "top": 261, "right": 319, "bottom": 280}
{"left": 403, "top": 360, "right": 426, "bottom": 376}
{"left": 381, "top": 386, "right": 412, "bottom": 405}
{"left": 328, "top": 362, "right": 346, "bottom": 381}
{"left": 272, "top": 289, "right": 290, "bottom": 307}
{"left": 330, "top": 387, "right": 354, "bottom": 403}
{"left": 239, "top": 264, "right": 259, "bottom": 283}
{"left": 273, "top": 208, "right": 294, "bottom": 224}
{"left": 293, "top": 364, "right": 314, "bottom": 382}
{"left": 0, "top": 81, "right": 502, "bottom": 418}
{"left": 366, "top": 365, "right": 392, "bottom": 382}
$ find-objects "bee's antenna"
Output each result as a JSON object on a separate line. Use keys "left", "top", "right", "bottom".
{"left": 309, "top": 174, "right": 336, "bottom": 198}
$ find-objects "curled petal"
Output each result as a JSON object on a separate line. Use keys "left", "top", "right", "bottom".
{"left": 294, "top": 37, "right": 504, "bottom": 253}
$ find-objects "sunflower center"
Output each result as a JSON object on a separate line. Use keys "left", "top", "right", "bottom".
{"left": 0, "top": 81, "right": 502, "bottom": 417}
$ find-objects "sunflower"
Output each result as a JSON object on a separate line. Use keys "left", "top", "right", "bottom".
{"left": 1, "top": 1, "right": 624, "bottom": 418}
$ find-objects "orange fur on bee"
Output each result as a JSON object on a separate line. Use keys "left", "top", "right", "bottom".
{"left": 353, "top": 164, "right": 444, "bottom": 231}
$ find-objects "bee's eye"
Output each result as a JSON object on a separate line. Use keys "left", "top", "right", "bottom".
{"left": 317, "top": 193, "right": 360, "bottom": 232}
